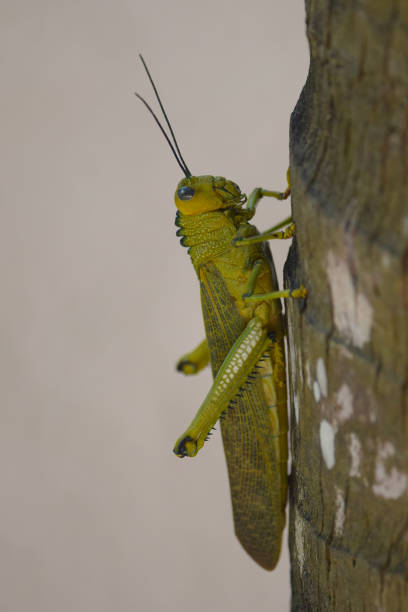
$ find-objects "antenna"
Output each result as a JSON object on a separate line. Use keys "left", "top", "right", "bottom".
{"left": 136, "top": 55, "right": 191, "bottom": 178}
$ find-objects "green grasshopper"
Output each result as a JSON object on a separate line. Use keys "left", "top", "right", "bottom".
{"left": 136, "top": 56, "right": 306, "bottom": 570}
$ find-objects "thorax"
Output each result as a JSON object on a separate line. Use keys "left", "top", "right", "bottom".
{"left": 176, "top": 209, "right": 281, "bottom": 329}
{"left": 175, "top": 209, "right": 259, "bottom": 273}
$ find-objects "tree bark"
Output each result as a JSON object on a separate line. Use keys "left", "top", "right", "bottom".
{"left": 285, "top": 1, "right": 408, "bottom": 610}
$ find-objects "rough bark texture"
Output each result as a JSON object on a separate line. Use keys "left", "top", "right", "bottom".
{"left": 285, "top": 1, "right": 408, "bottom": 610}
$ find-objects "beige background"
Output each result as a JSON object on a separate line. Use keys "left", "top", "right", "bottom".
{"left": 1, "top": 2, "right": 308, "bottom": 610}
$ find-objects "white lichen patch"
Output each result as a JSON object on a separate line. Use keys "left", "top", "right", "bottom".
{"left": 294, "top": 392, "right": 299, "bottom": 424}
{"left": 305, "top": 360, "right": 312, "bottom": 390}
{"left": 296, "top": 345, "right": 304, "bottom": 389}
{"left": 334, "top": 383, "right": 353, "bottom": 423}
{"left": 373, "top": 441, "right": 408, "bottom": 500}
{"left": 316, "top": 358, "right": 328, "bottom": 398}
{"left": 381, "top": 252, "right": 392, "bottom": 269}
{"left": 295, "top": 509, "right": 305, "bottom": 575}
{"left": 327, "top": 251, "right": 373, "bottom": 348}
{"left": 339, "top": 345, "right": 353, "bottom": 360}
{"left": 319, "top": 419, "right": 336, "bottom": 469}
{"left": 334, "top": 486, "right": 346, "bottom": 537}
{"left": 369, "top": 409, "right": 377, "bottom": 423}
{"left": 348, "top": 432, "right": 362, "bottom": 477}
{"left": 313, "top": 380, "right": 321, "bottom": 403}
{"left": 287, "top": 327, "right": 296, "bottom": 384}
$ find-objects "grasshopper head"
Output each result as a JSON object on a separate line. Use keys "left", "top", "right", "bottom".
{"left": 174, "top": 175, "right": 247, "bottom": 215}
{"left": 135, "top": 58, "right": 246, "bottom": 216}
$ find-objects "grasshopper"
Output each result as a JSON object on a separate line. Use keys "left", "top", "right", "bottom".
{"left": 136, "top": 56, "right": 306, "bottom": 570}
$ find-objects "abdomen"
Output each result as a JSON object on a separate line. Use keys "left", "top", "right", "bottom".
{"left": 199, "top": 259, "right": 287, "bottom": 570}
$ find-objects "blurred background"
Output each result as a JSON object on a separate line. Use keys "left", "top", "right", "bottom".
{"left": 0, "top": 2, "right": 308, "bottom": 610}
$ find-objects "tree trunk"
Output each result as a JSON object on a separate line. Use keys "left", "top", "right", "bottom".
{"left": 285, "top": 1, "right": 408, "bottom": 610}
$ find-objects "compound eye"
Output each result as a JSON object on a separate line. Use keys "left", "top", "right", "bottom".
{"left": 177, "top": 186, "right": 195, "bottom": 201}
